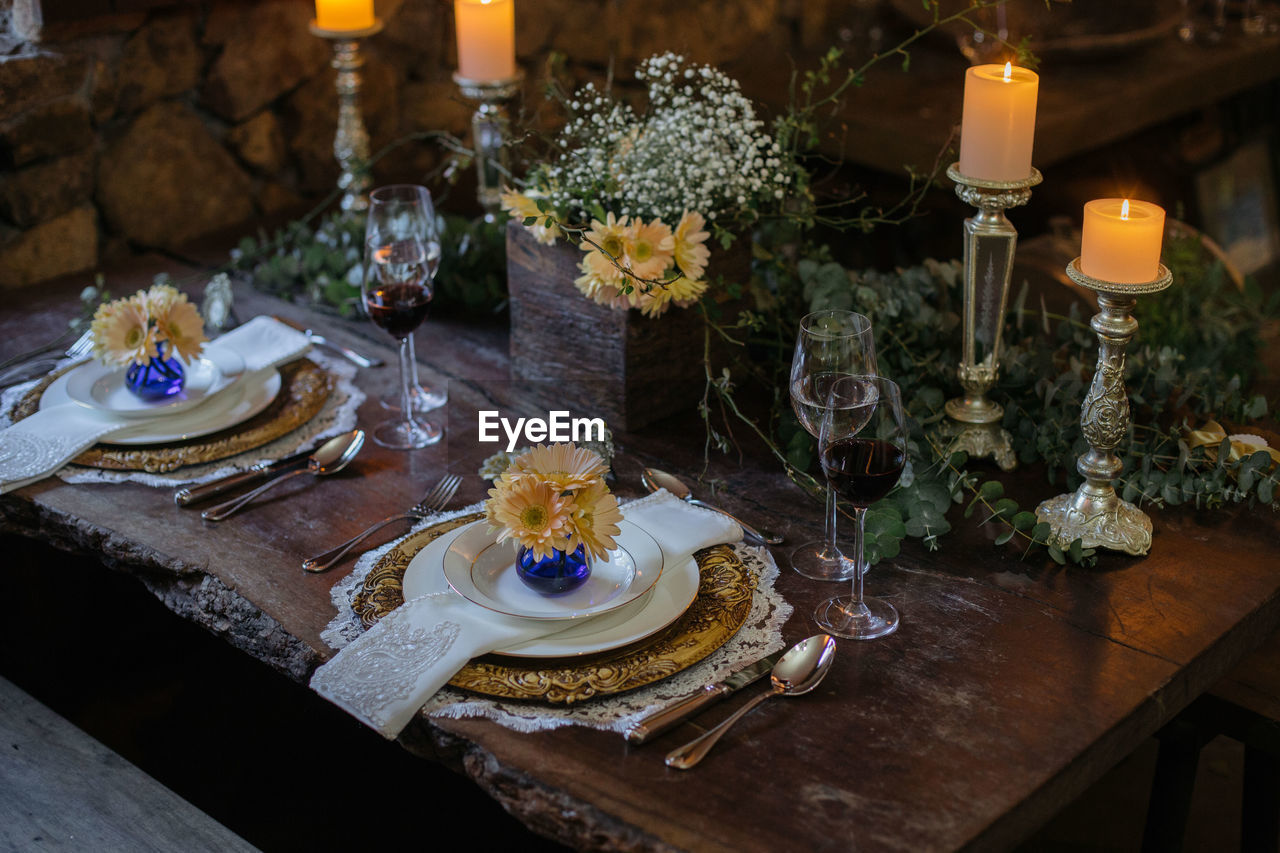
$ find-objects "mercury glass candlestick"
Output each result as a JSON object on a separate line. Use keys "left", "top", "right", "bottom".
{"left": 310, "top": 19, "right": 383, "bottom": 214}
{"left": 454, "top": 71, "right": 523, "bottom": 221}
{"left": 941, "top": 163, "right": 1042, "bottom": 471}
{"left": 1035, "top": 258, "right": 1174, "bottom": 556}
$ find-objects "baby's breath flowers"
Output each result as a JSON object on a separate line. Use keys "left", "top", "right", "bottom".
{"left": 485, "top": 443, "right": 622, "bottom": 561}
{"left": 90, "top": 284, "right": 207, "bottom": 368}
{"left": 505, "top": 52, "right": 798, "bottom": 318}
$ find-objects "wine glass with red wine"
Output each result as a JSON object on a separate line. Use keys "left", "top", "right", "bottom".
{"left": 362, "top": 185, "right": 443, "bottom": 450}
{"left": 788, "top": 310, "right": 877, "bottom": 582}
{"left": 814, "top": 375, "right": 907, "bottom": 640}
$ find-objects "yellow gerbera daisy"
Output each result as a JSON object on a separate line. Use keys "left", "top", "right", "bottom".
{"left": 574, "top": 256, "right": 633, "bottom": 310}
{"left": 580, "top": 213, "right": 631, "bottom": 285}
{"left": 623, "top": 217, "right": 675, "bottom": 281}
{"left": 487, "top": 478, "right": 572, "bottom": 561}
{"left": 565, "top": 482, "right": 623, "bottom": 561}
{"left": 151, "top": 290, "right": 207, "bottom": 362}
{"left": 507, "top": 443, "right": 607, "bottom": 492}
{"left": 90, "top": 294, "right": 157, "bottom": 367}
{"left": 501, "top": 188, "right": 561, "bottom": 245}
{"left": 673, "top": 210, "right": 711, "bottom": 281}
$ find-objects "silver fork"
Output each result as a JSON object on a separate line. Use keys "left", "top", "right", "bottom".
{"left": 0, "top": 330, "right": 94, "bottom": 388}
{"left": 301, "top": 474, "right": 462, "bottom": 573}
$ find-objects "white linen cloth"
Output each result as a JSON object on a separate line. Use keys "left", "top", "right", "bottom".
{"left": 310, "top": 490, "right": 743, "bottom": 739}
{"left": 0, "top": 316, "right": 310, "bottom": 493}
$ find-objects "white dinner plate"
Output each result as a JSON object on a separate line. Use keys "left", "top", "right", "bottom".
{"left": 403, "top": 521, "right": 699, "bottom": 658}
{"left": 442, "top": 520, "right": 663, "bottom": 621}
{"left": 40, "top": 366, "right": 282, "bottom": 445}
{"left": 63, "top": 349, "right": 246, "bottom": 419}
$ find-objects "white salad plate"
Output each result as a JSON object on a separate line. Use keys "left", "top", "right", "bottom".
{"left": 63, "top": 349, "right": 246, "bottom": 419}
{"left": 40, "top": 365, "right": 282, "bottom": 446}
{"left": 442, "top": 520, "right": 663, "bottom": 621}
{"left": 403, "top": 520, "right": 698, "bottom": 658}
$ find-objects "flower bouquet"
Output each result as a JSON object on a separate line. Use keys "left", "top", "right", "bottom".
{"left": 485, "top": 443, "right": 623, "bottom": 594}
{"left": 90, "top": 284, "right": 207, "bottom": 400}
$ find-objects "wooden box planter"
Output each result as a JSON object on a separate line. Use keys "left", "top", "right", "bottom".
{"left": 506, "top": 223, "right": 742, "bottom": 433}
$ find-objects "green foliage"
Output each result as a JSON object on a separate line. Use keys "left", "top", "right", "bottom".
{"left": 233, "top": 211, "right": 508, "bottom": 316}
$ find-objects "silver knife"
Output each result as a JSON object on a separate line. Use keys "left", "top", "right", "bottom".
{"left": 272, "top": 316, "right": 384, "bottom": 368}
{"left": 173, "top": 447, "right": 313, "bottom": 506}
{"left": 625, "top": 650, "right": 784, "bottom": 745}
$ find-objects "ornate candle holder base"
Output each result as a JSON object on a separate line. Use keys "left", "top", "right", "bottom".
{"left": 311, "top": 20, "right": 384, "bottom": 214}
{"left": 943, "top": 164, "right": 1042, "bottom": 469}
{"left": 454, "top": 71, "right": 524, "bottom": 222}
{"left": 1035, "top": 258, "right": 1174, "bottom": 557}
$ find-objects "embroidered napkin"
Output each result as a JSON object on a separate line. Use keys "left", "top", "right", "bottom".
{"left": 310, "top": 490, "right": 742, "bottom": 739}
{"left": 0, "top": 316, "right": 310, "bottom": 494}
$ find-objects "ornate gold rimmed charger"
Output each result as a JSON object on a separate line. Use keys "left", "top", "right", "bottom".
{"left": 353, "top": 514, "right": 758, "bottom": 704}
{"left": 12, "top": 360, "right": 333, "bottom": 473}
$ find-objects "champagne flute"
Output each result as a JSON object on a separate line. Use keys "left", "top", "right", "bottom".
{"left": 789, "top": 310, "right": 877, "bottom": 581}
{"left": 362, "top": 185, "right": 443, "bottom": 450}
{"left": 814, "top": 375, "right": 907, "bottom": 640}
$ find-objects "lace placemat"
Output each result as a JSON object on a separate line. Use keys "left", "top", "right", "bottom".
{"left": 322, "top": 495, "right": 793, "bottom": 734}
{"left": 0, "top": 352, "right": 364, "bottom": 488}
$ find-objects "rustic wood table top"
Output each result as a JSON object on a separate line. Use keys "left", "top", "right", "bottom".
{"left": 3, "top": 256, "right": 1280, "bottom": 852}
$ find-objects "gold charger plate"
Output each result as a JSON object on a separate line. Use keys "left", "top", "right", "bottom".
{"left": 12, "top": 360, "right": 333, "bottom": 473}
{"left": 353, "top": 513, "right": 758, "bottom": 704}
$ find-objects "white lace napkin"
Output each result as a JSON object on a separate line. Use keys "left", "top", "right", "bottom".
{"left": 310, "top": 490, "right": 743, "bottom": 739}
{"left": 0, "top": 316, "right": 311, "bottom": 494}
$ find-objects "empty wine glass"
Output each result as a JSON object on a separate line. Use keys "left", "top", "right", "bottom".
{"left": 789, "top": 310, "right": 877, "bottom": 581}
{"left": 362, "top": 185, "right": 443, "bottom": 450}
{"left": 814, "top": 375, "right": 907, "bottom": 640}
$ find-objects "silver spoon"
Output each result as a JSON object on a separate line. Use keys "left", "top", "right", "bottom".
{"left": 641, "top": 467, "right": 784, "bottom": 545}
{"left": 202, "top": 430, "right": 365, "bottom": 521}
{"left": 665, "top": 634, "right": 836, "bottom": 769}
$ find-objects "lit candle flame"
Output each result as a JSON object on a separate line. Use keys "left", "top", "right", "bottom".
{"left": 1003, "top": 61, "right": 1012, "bottom": 82}
{"left": 1121, "top": 199, "right": 1130, "bottom": 220}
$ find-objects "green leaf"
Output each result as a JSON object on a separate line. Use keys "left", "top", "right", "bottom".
{"left": 995, "top": 529, "right": 1015, "bottom": 546}
{"left": 1261, "top": 478, "right": 1275, "bottom": 504}
{"left": 978, "top": 481, "right": 1004, "bottom": 500}
{"left": 522, "top": 216, "right": 538, "bottom": 226}
{"left": 1012, "top": 511, "right": 1037, "bottom": 531}
{"left": 992, "top": 498, "right": 1019, "bottom": 520}
{"left": 1068, "top": 538, "right": 1084, "bottom": 562}
{"left": 1031, "top": 522, "right": 1053, "bottom": 544}
{"left": 1048, "top": 544, "right": 1067, "bottom": 565}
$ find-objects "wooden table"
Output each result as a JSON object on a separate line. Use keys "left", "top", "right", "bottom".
{"left": 3, "top": 261, "right": 1280, "bottom": 852}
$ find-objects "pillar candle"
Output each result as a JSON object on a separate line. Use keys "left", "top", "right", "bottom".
{"left": 455, "top": 0, "right": 516, "bottom": 82}
{"left": 958, "top": 62, "right": 1039, "bottom": 182}
{"left": 315, "top": 0, "right": 374, "bottom": 31}
{"left": 1081, "top": 199, "right": 1166, "bottom": 284}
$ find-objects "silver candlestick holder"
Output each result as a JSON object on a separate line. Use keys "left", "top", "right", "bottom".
{"left": 1035, "top": 258, "right": 1173, "bottom": 556}
{"left": 310, "top": 20, "right": 383, "bottom": 214}
{"left": 453, "top": 71, "right": 524, "bottom": 221}
{"left": 941, "top": 163, "right": 1043, "bottom": 471}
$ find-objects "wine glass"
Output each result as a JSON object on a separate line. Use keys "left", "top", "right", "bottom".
{"left": 362, "top": 185, "right": 443, "bottom": 450}
{"left": 788, "top": 310, "right": 877, "bottom": 581}
{"left": 380, "top": 236, "right": 446, "bottom": 414}
{"left": 814, "top": 375, "right": 907, "bottom": 640}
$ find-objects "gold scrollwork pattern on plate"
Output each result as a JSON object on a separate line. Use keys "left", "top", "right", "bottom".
{"left": 353, "top": 521, "right": 758, "bottom": 704}
{"left": 13, "top": 360, "right": 333, "bottom": 472}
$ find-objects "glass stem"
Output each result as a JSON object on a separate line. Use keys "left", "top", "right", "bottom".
{"left": 398, "top": 335, "right": 413, "bottom": 433}
{"left": 850, "top": 506, "right": 867, "bottom": 607}
{"left": 407, "top": 333, "right": 421, "bottom": 391}
{"left": 822, "top": 484, "right": 840, "bottom": 559}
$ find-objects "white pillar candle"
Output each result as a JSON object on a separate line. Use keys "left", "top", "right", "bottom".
{"left": 455, "top": 0, "right": 516, "bottom": 82}
{"left": 958, "top": 62, "right": 1039, "bottom": 182}
{"left": 1081, "top": 198, "right": 1167, "bottom": 284}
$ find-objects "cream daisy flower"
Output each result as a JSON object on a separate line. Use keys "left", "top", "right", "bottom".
{"left": 507, "top": 443, "right": 608, "bottom": 492}
{"left": 580, "top": 213, "right": 631, "bottom": 285}
{"left": 565, "top": 482, "right": 622, "bottom": 561}
{"left": 623, "top": 217, "right": 675, "bottom": 281}
{"left": 574, "top": 256, "right": 634, "bottom": 310}
{"left": 501, "top": 188, "right": 561, "bottom": 245}
{"left": 673, "top": 210, "right": 711, "bottom": 281}
{"left": 91, "top": 294, "right": 157, "bottom": 367}
{"left": 151, "top": 289, "right": 207, "bottom": 362}
{"left": 487, "top": 478, "right": 572, "bottom": 561}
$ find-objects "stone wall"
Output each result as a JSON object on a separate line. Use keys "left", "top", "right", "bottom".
{"left": 0, "top": 0, "right": 830, "bottom": 289}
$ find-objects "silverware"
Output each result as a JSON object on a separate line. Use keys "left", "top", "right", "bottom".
{"left": 202, "top": 430, "right": 365, "bottom": 521}
{"left": 666, "top": 635, "right": 836, "bottom": 770}
{"left": 0, "top": 330, "right": 94, "bottom": 382}
{"left": 174, "top": 445, "right": 318, "bottom": 506}
{"left": 273, "top": 316, "right": 384, "bottom": 368}
{"left": 626, "top": 650, "right": 785, "bottom": 745}
{"left": 641, "top": 467, "right": 783, "bottom": 546}
{"left": 301, "top": 473, "right": 462, "bottom": 573}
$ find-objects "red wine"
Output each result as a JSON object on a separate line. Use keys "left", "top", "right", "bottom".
{"left": 821, "top": 437, "right": 905, "bottom": 507}
{"left": 365, "top": 282, "right": 432, "bottom": 338}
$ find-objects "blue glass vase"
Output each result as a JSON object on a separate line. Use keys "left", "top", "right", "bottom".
{"left": 125, "top": 344, "right": 185, "bottom": 401}
{"left": 515, "top": 543, "right": 592, "bottom": 595}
